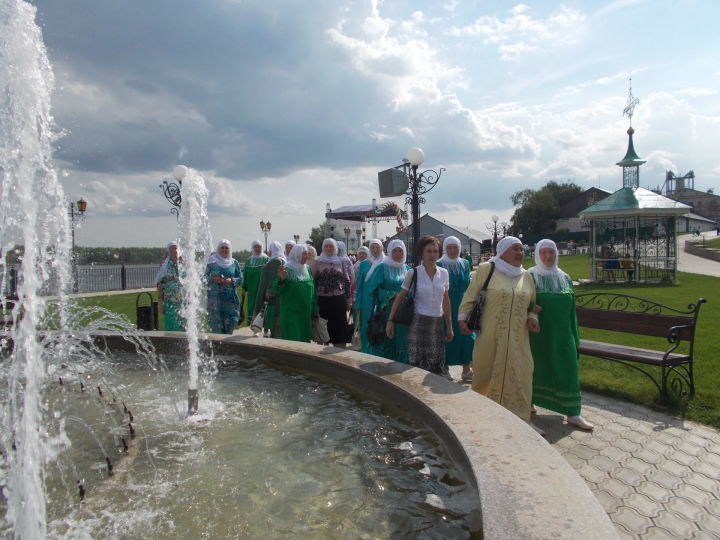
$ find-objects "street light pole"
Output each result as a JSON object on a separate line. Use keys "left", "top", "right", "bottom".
{"left": 69, "top": 197, "right": 87, "bottom": 293}
{"left": 343, "top": 227, "right": 350, "bottom": 248}
{"left": 398, "top": 147, "right": 444, "bottom": 264}
{"left": 260, "top": 220, "right": 272, "bottom": 252}
{"left": 293, "top": 234, "right": 300, "bottom": 244}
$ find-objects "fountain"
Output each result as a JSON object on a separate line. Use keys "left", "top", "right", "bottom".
{"left": 0, "top": 1, "right": 619, "bottom": 538}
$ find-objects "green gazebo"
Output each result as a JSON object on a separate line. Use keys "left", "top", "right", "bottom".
{"left": 580, "top": 103, "right": 690, "bottom": 282}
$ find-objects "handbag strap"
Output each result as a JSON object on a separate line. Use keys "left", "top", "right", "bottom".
{"left": 408, "top": 267, "right": 418, "bottom": 297}
{"left": 481, "top": 262, "right": 495, "bottom": 291}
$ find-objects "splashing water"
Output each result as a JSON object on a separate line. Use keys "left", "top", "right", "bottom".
{"left": 0, "top": 1, "right": 74, "bottom": 537}
{"left": 173, "top": 165, "right": 213, "bottom": 414}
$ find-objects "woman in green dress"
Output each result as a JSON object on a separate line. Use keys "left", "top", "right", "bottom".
{"left": 155, "top": 241, "right": 185, "bottom": 331}
{"left": 205, "top": 239, "right": 244, "bottom": 334}
{"left": 367, "top": 239, "right": 409, "bottom": 363}
{"left": 272, "top": 244, "right": 319, "bottom": 343}
{"left": 254, "top": 241, "right": 285, "bottom": 337}
{"left": 437, "top": 236, "right": 474, "bottom": 381}
{"left": 356, "top": 239, "right": 385, "bottom": 354}
{"left": 242, "top": 239, "right": 269, "bottom": 329}
{"left": 529, "top": 239, "right": 593, "bottom": 431}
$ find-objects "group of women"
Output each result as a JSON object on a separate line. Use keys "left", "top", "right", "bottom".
{"left": 155, "top": 232, "right": 591, "bottom": 431}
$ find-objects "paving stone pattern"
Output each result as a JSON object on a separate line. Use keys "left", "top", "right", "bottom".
{"left": 534, "top": 392, "right": 720, "bottom": 539}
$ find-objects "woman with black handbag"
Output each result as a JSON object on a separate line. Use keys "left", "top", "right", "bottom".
{"left": 364, "top": 239, "right": 410, "bottom": 362}
{"left": 387, "top": 236, "right": 452, "bottom": 375}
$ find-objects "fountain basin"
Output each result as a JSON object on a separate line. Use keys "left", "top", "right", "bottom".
{"left": 97, "top": 332, "right": 617, "bottom": 540}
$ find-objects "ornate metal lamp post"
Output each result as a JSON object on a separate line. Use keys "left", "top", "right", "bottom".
{"left": 293, "top": 234, "right": 300, "bottom": 244}
{"left": 343, "top": 227, "right": 351, "bottom": 247}
{"left": 159, "top": 165, "right": 185, "bottom": 218}
{"left": 260, "top": 220, "right": 272, "bottom": 252}
{"left": 401, "top": 147, "right": 444, "bottom": 263}
{"left": 69, "top": 197, "right": 87, "bottom": 292}
{"left": 355, "top": 228, "right": 362, "bottom": 250}
{"left": 487, "top": 214, "right": 500, "bottom": 253}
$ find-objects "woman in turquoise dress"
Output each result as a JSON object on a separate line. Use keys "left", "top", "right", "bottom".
{"left": 205, "top": 239, "right": 243, "bottom": 334}
{"left": 242, "top": 239, "right": 269, "bottom": 325}
{"left": 155, "top": 241, "right": 185, "bottom": 331}
{"left": 356, "top": 239, "right": 385, "bottom": 353}
{"left": 365, "top": 239, "right": 409, "bottom": 363}
{"left": 271, "top": 244, "right": 319, "bottom": 343}
{"left": 438, "top": 236, "right": 474, "bottom": 381}
{"left": 529, "top": 239, "right": 593, "bottom": 431}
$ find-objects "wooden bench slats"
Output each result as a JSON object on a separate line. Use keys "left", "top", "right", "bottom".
{"left": 578, "top": 339, "right": 689, "bottom": 366}
{"left": 576, "top": 307, "right": 693, "bottom": 339}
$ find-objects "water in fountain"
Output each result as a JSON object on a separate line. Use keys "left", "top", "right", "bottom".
{"left": 172, "top": 164, "right": 214, "bottom": 415}
{"left": 0, "top": 0, "right": 74, "bottom": 537}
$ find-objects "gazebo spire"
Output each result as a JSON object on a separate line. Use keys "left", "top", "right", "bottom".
{"left": 616, "top": 77, "right": 645, "bottom": 188}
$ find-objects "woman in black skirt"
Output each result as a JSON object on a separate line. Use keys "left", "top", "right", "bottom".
{"left": 310, "top": 238, "right": 354, "bottom": 347}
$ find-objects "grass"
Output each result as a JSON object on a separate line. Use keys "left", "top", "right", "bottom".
{"left": 74, "top": 257, "right": 720, "bottom": 428}
{"left": 703, "top": 237, "right": 720, "bottom": 249}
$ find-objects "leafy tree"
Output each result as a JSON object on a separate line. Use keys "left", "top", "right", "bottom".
{"left": 308, "top": 221, "right": 328, "bottom": 252}
{"left": 509, "top": 181, "right": 583, "bottom": 235}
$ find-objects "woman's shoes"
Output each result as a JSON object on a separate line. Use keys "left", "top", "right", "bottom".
{"left": 567, "top": 415, "right": 594, "bottom": 431}
{"left": 460, "top": 369, "right": 474, "bottom": 383}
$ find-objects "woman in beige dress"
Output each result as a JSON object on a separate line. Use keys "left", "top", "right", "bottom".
{"left": 458, "top": 236, "right": 539, "bottom": 420}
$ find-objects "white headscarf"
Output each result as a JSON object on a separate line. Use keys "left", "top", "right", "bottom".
{"left": 286, "top": 244, "right": 310, "bottom": 281}
{"left": 208, "top": 239, "right": 234, "bottom": 269}
{"left": 269, "top": 241, "right": 286, "bottom": 262}
{"left": 353, "top": 246, "right": 370, "bottom": 274}
{"left": 384, "top": 239, "right": 407, "bottom": 269}
{"left": 337, "top": 241, "right": 351, "bottom": 261}
{"left": 306, "top": 244, "right": 317, "bottom": 262}
{"left": 247, "top": 239, "right": 266, "bottom": 263}
{"left": 489, "top": 236, "right": 523, "bottom": 277}
{"left": 438, "top": 236, "right": 464, "bottom": 275}
{"left": 154, "top": 241, "right": 178, "bottom": 284}
{"left": 364, "top": 239, "right": 386, "bottom": 281}
{"left": 285, "top": 240, "right": 296, "bottom": 255}
{"left": 316, "top": 238, "right": 341, "bottom": 264}
{"left": 528, "top": 239, "right": 571, "bottom": 292}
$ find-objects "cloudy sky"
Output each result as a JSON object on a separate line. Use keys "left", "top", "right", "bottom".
{"left": 30, "top": 0, "right": 720, "bottom": 248}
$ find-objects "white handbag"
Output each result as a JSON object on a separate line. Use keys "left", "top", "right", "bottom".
{"left": 250, "top": 302, "right": 267, "bottom": 334}
{"left": 311, "top": 316, "right": 330, "bottom": 344}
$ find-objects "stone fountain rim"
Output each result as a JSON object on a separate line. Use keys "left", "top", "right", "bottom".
{"left": 98, "top": 331, "right": 617, "bottom": 540}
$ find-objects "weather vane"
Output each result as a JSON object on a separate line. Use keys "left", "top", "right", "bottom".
{"left": 623, "top": 76, "right": 639, "bottom": 127}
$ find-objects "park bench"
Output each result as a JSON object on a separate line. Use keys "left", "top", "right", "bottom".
{"left": 575, "top": 292, "right": 706, "bottom": 401}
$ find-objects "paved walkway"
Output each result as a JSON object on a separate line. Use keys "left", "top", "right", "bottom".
{"left": 678, "top": 232, "right": 720, "bottom": 277}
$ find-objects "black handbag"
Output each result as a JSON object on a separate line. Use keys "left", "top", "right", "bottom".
{"left": 466, "top": 262, "right": 495, "bottom": 332}
{"left": 366, "top": 294, "right": 386, "bottom": 346}
{"left": 392, "top": 268, "right": 417, "bottom": 326}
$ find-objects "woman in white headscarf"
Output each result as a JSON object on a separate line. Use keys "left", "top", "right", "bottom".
{"left": 155, "top": 241, "right": 185, "bottom": 331}
{"left": 353, "top": 246, "right": 370, "bottom": 277}
{"left": 367, "top": 238, "right": 410, "bottom": 362}
{"left": 205, "top": 239, "right": 244, "bottom": 334}
{"left": 458, "top": 236, "right": 539, "bottom": 421}
{"left": 311, "top": 238, "right": 353, "bottom": 346}
{"left": 254, "top": 240, "right": 285, "bottom": 337}
{"left": 242, "top": 240, "right": 270, "bottom": 324}
{"left": 437, "top": 236, "right": 474, "bottom": 381}
{"left": 284, "top": 239, "right": 296, "bottom": 258}
{"left": 272, "top": 244, "right": 319, "bottom": 343}
{"left": 355, "top": 239, "right": 386, "bottom": 353}
{"left": 529, "top": 239, "right": 593, "bottom": 431}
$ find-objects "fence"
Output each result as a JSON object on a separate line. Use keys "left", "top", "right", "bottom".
{"left": 3, "top": 264, "right": 162, "bottom": 296}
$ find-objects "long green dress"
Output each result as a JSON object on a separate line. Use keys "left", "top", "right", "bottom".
{"left": 365, "top": 262, "right": 409, "bottom": 363}
{"left": 157, "top": 260, "right": 185, "bottom": 331}
{"left": 354, "top": 259, "right": 373, "bottom": 352}
{"left": 437, "top": 258, "right": 474, "bottom": 366}
{"left": 271, "top": 270, "right": 319, "bottom": 343}
{"left": 254, "top": 258, "right": 283, "bottom": 336}
{"left": 529, "top": 273, "right": 582, "bottom": 416}
{"left": 243, "top": 253, "right": 269, "bottom": 321}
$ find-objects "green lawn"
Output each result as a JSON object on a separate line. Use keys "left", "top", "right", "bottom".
{"left": 703, "top": 237, "right": 720, "bottom": 249}
{"left": 75, "top": 258, "right": 720, "bottom": 428}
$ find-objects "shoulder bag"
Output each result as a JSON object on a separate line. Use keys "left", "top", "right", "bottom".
{"left": 312, "top": 315, "right": 330, "bottom": 344}
{"left": 392, "top": 268, "right": 417, "bottom": 326}
{"left": 466, "top": 262, "right": 495, "bottom": 332}
{"left": 366, "top": 290, "right": 387, "bottom": 346}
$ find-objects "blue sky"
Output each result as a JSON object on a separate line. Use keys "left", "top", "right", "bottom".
{"left": 31, "top": 0, "right": 720, "bottom": 248}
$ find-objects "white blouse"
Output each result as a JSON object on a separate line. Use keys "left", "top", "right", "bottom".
{"left": 401, "top": 264, "right": 449, "bottom": 317}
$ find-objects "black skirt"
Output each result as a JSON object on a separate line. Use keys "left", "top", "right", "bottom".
{"left": 318, "top": 294, "right": 349, "bottom": 344}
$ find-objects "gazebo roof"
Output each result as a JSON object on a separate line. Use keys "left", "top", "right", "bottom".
{"left": 579, "top": 187, "right": 691, "bottom": 218}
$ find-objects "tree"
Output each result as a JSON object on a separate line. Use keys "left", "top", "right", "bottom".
{"left": 308, "top": 221, "right": 328, "bottom": 252}
{"left": 509, "top": 181, "right": 583, "bottom": 235}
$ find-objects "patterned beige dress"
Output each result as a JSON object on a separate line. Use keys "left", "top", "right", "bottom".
{"left": 459, "top": 262, "right": 537, "bottom": 420}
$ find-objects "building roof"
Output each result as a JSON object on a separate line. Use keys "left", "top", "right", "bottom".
{"left": 444, "top": 223, "right": 492, "bottom": 243}
{"left": 579, "top": 187, "right": 691, "bottom": 217}
{"left": 616, "top": 127, "right": 647, "bottom": 167}
{"left": 326, "top": 202, "right": 403, "bottom": 222}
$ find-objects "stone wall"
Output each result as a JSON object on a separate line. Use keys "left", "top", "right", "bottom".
{"left": 685, "top": 240, "right": 720, "bottom": 261}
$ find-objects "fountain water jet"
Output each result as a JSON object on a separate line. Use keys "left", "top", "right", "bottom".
{"left": 173, "top": 165, "right": 213, "bottom": 415}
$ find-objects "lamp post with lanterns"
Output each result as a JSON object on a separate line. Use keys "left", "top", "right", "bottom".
{"left": 69, "top": 197, "right": 88, "bottom": 292}
{"left": 485, "top": 214, "right": 508, "bottom": 254}
{"left": 293, "top": 234, "right": 300, "bottom": 244}
{"left": 260, "top": 220, "right": 272, "bottom": 252}
{"left": 343, "top": 227, "right": 351, "bottom": 248}
{"left": 355, "top": 229, "right": 362, "bottom": 250}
